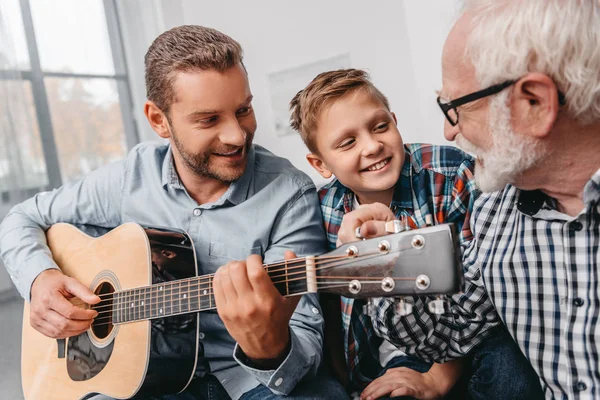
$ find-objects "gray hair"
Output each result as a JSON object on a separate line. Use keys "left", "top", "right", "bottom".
{"left": 462, "top": 0, "right": 600, "bottom": 124}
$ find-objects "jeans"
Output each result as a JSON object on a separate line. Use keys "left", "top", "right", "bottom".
{"left": 375, "top": 329, "right": 543, "bottom": 400}
{"left": 88, "top": 371, "right": 348, "bottom": 400}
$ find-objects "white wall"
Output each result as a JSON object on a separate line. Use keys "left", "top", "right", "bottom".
{"left": 120, "top": 0, "right": 460, "bottom": 185}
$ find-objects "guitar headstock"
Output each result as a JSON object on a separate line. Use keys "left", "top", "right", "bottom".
{"left": 316, "top": 223, "right": 464, "bottom": 298}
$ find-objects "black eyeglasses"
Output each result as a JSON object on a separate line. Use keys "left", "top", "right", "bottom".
{"left": 437, "top": 79, "right": 567, "bottom": 126}
{"left": 437, "top": 80, "right": 516, "bottom": 126}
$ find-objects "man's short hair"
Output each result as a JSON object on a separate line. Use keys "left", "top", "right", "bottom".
{"left": 289, "top": 69, "right": 390, "bottom": 154}
{"left": 145, "top": 25, "right": 244, "bottom": 114}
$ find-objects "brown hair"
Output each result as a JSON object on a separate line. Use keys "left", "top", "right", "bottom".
{"left": 289, "top": 69, "right": 390, "bottom": 153}
{"left": 145, "top": 25, "right": 244, "bottom": 113}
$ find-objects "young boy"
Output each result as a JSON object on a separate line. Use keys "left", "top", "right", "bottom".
{"left": 289, "top": 69, "right": 543, "bottom": 399}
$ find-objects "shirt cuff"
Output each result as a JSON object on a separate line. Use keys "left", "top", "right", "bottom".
{"left": 17, "top": 253, "right": 59, "bottom": 301}
{"left": 233, "top": 329, "right": 314, "bottom": 395}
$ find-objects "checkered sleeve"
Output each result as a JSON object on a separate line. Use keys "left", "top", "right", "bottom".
{"left": 370, "top": 194, "right": 503, "bottom": 363}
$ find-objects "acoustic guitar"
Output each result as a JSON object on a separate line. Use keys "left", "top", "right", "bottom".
{"left": 21, "top": 222, "right": 463, "bottom": 399}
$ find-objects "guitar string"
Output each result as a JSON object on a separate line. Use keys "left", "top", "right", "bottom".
{"left": 89, "top": 248, "right": 427, "bottom": 323}
{"left": 90, "top": 276, "right": 424, "bottom": 327}
{"left": 72, "top": 244, "right": 413, "bottom": 304}
{"left": 75, "top": 248, "right": 407, "bottom": 313}
{"left": 71, "top": 246, "right": 410, "bottom": 309}
{"left": 86, "top": 251, "right": 425, "bottom": 322}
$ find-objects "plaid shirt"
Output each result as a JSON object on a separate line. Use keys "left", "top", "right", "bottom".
{"left": 372, "top": 169, "right": 600, "bottom": 399}
{"left": 318, "top": 143, "right": 479, "bottom": 388}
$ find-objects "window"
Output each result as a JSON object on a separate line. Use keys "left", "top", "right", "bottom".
{"left": 0, "top": 0, "right": 137, "bottom": 206}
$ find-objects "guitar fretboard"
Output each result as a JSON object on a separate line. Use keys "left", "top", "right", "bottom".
{"left": 110, "top": 261, "right": 309, "bottom": 324}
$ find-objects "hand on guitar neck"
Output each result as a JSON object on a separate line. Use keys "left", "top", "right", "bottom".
{"left": 213, "top": 250, "right": 301, "bottom": 369}
{"left": 29, "top": 268, "right": 101, "bottom": 339}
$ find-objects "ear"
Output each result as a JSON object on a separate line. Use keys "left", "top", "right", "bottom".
{"left": 162, "top": 250, "right": 177, "bottom": 259}
{"left": 391, "top": 111, "right": 398, "bottom": 125}
{"left": 306, "top": 153, "right": 333, "bottom": 179}
{"left": 144, "top": 101, "right": 171, "bottom": 139}
{"left": 510, "top": 73, "right": 560, "bottom": 139}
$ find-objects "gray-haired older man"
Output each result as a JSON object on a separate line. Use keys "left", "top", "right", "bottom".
{"left": 337, "top": 1, "right": 600, "bottom": 398}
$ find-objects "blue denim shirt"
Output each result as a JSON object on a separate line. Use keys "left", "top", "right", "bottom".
{"left": 0, "top": 142, "right": 327, "bottom": 399}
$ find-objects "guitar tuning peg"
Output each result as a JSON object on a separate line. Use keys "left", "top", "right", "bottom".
{"left": 362, "top": 298, "right": 376, "bottom": 318}
{"left": 427, "top": 295, "right": 450, "bottom": 315}
{"left": 394, "top": 297, "right": 414, "bottom": 316}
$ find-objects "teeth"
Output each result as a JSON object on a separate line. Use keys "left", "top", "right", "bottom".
{"left": 367, "top": 159, "right": 388, "bottom": 171}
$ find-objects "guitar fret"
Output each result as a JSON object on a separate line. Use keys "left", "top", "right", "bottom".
{"left": 190, "top": 279, "right": 199, "bottom": 311}
{"left": 285, "top": 260, "right": 289, "bottom": 296}
{"left": 112, "top": 292, "right": 118, "bottom": 324}
{"left": 172, "top": 282, "right": 181, "bottom": 315}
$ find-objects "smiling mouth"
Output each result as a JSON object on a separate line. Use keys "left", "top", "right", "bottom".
{"left": 361, "top": 157, "right": 390, "bottom": 172}
{"left": 214, "top": 148, "right": 243, "bottom": 157}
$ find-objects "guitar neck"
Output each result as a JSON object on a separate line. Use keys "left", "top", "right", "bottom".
{"left": 111, "top": 257, "right": 312, "bottom": 324}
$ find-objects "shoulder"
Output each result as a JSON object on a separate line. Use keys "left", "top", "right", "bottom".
{"left": 317, "top": 179, "right": 347, "bottom": 207}
{"left": 252, "top": 144, "right": 316, "bottom": 193}
{"left": 126, "top": 141, "right": 169, "bottom": 165}
{"left": 405, "top": 143, "right": 475, "bottom": 177}
{"left": 472, "top": 185, "right": 520, "bottom": 231}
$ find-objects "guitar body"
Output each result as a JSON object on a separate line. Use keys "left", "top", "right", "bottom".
{"left": 21, "top": 223, "right": 199, "bottom": 400}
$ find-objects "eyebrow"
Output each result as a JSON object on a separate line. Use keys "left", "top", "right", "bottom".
{"left": 186, "top": 95, "right": 254, "bottom": 120}
{"left": 329, "top": 109, "right": 391, "bottom": 144}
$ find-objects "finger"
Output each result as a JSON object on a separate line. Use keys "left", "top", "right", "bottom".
{"left": 390, "top": 386, "right": 417, "bottom": 399}
{"left": 43, "top": 309, "right": 92, "bottom": 337}
{"left": 281, "top": 250, "right": 302, "bottom": 310}
{"left": 31, "top": 318, "right": 62, "bottom": 339}
{"left": 338, "top": 203, "right": 396, "bottom": 244}
{"left": 359, "top": 220, "right": 390, "bottom": 239}
{"left": 228, "top": 260, "right": 253, "bottom": 298}
{"left": 214, "top": 264, "right": 237, "bottom": 307}
{"left": 246, "top": 254, "right": 279, "bottom": 297}
{"left": 50, "top": 295, "right": 98, "bottom": 320}
{"left": 361, "top": 382, "right": 396, "bottom": 400}
{"left": 213, "top": 267, "right": 227, "bottom": 309}
{"left": 63, "top": 276, "right": 100, "bottom": 304}
{"left": 283, "top": 250, "right": 297, "bottom": 261}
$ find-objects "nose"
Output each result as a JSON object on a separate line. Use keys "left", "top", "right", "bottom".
{"left": 443, "top": 119, "right": 460, "bottom": 142}
{"left": 219, "top": 118, "right": 246, "bottom": 147}
{"left": 362, "top": 134, "right": 384, "bottom": 157}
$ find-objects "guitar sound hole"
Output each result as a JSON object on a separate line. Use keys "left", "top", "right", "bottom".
{"left": 91, "top": 282, "right": 115, "bottom": 339}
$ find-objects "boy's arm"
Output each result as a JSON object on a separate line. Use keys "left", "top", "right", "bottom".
{"left": 360, "top": 359, "right": 463, "bottom": 400}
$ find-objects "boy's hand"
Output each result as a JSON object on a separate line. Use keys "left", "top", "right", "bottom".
{"left": 360, "top": 367, "right": 443, "bottom": 400}
{"left": 337, "top": 203, "right": 396, "bottom": 246}
{"left": 213, "top": 251, "right": 300, "bottom": 367}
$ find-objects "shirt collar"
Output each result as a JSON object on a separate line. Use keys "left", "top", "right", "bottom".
{"left": 516, "top": 168, "right": 600, "bottom": 216}
{"left": 161, "top": 145, "right": 184, "bottom": 190}
{"left": 583, "top": 168, "right": 600, "bottom": 205}
{"left": 161, "top": 144, "right": 256, "bottom": 206}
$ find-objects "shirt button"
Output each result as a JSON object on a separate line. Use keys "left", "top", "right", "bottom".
{"left": 573, "top": 297, "right": 584, "bottom": 307}
{"left": 571, "top": 221, "right": 583, "bottom": 231}
{"left": 193, "top": 208, "right": 202, "bottom": 216}
{"left": 576, "top": 380, "right": 587, "bottom": 391}
{"left": 274, "top": 377, "right": 283, "bottom": 387}
{"left": 198, "top": 332, "right": 205, "bottom": 340}
{"left": 311, "top": 307, "right": 320, "bottom": 314}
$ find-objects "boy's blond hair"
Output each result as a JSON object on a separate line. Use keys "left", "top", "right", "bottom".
{"left": 289, "top": 69, "right": 390, "bottom": 153}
